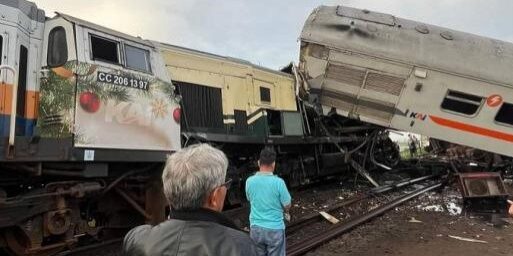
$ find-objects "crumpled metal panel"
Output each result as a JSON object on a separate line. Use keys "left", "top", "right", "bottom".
{"left": 336, "top": 6, "right": 395, "bottom": 26}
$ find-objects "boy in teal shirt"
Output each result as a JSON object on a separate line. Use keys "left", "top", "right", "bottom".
{"left": 246, "top": 147, "right": 291, "bottom": 256}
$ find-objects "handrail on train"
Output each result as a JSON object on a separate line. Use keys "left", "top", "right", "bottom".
{"left": 0, "top": 65, "right": 19, "bottom": 158}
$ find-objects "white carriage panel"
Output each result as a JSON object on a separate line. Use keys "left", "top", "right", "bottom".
{"left": 392, "top": 70, "right": 513, "bottom": 157}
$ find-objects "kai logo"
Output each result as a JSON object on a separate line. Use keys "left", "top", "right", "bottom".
{"left": 487, "top": 94, "right": 503, "bottom": 107}
{"left": 397, "top": 109, "right": 427, "bottom": 121}
{"left": 409, "top": 111, "right": 427, "bottom": 121}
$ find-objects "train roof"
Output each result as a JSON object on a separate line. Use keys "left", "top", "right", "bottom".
{"left": 157, "top": 42, "right": 294, "bottom": 78}
{"left": 50, "top": 12, "right": 290, "bottom": 78}
{"left": 0, "top": 0, "right": 45, "bottom": 22}
{"left": 301, "top": 6, "right": 513, "bottom": 87}
{"left": 54, "top": 12, "right": 155, "bottom": 48}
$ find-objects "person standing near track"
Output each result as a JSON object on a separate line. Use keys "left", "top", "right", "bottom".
{"left": 246, "top": 147, "right": 292, "bottom": 256}
{"left": 123, "top": 144, "right": 257, "bottom": 256}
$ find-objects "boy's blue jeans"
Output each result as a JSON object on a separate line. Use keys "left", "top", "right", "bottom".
{"left": 250, "top": 225, "right": 286, "bottom": 256}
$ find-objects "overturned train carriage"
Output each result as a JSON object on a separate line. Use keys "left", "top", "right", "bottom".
{"left": 300, "top": 5, "right": 513, "bottom": 158}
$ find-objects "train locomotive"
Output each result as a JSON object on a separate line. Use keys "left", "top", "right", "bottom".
{"left": 0, "top": 1, "right": 397, "bottom": 254}
{"left": 0, "top": 1, "right": 512, "bottom": 255}
{"left": 0, "top": 2, "right": 181, "bottom": 255}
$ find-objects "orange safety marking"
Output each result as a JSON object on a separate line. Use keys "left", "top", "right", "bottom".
{"left": 0, "top": 82, "right": 6, "bottom": 115}
{"left": 25, "top": 90, "right": 39, "bottom": 119}
{"left": 0, "top": 82, "right": 39, "bottom": 118}
{"left": 430, "top": 115, "right": 513, "bottom": 143}
{"left": 1, "top": 82, "right": 13, "bottom": 116}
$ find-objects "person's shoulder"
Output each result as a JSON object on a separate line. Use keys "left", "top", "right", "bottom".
{"left": 221, "top": 226, "right": 258, "bottom": 255}
{"left": 124, "top": 220, "right": 187, "bottom": 255}
{"left": 123, "top": 224, "right": 152, "bottom": 254}
{"left": 246, "top": 174, "right": 257, "bottom": 185}
{"left": 125, "top": 224, "right": 151, "bottom": 242}
{"left": 272, "top": 175, "right": 286, "bottom": 184}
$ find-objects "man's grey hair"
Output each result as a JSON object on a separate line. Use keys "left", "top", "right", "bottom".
{"left": 162, "top": 144, "right": 228, "bottom": 210}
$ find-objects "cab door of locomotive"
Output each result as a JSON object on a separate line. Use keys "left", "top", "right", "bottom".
{"left": 38, "top": 17, "right": 77, "bottom": 139}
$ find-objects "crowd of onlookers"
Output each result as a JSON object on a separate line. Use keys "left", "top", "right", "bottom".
{"left": 123, "top": 144, "right": 290, "bottom": 256}
{"left": 122, "top": 143, "right": 513, "bottom": 256}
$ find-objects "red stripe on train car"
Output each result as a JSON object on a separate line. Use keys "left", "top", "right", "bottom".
{"left": 429, "top": 115, "right": 513, "bottom": 143}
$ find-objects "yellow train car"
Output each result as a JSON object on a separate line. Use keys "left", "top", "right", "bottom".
{"left": 158, "top": 43, "right": 303, "bottom": 142}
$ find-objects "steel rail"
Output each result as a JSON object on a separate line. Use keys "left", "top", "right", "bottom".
{"left": 286, "top": 174, "right": 436, "bottom": 234}
{"left": 287, "top": 182, "right": 443, "bottom": 256}
{"left": 54, "top": 238, "right": 123, "bottom": 256}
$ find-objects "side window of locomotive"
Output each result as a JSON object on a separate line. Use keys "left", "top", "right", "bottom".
{"left": 125, "top": 45, "right": 151, "bottom": 73}
{"left": 90, "top": 35, "right": 120, "bottom": 64}
{"left": 0, "top": 36, "right": 3, "bottom": 65}
{"left": 47, "top": 26, "right": 68, "bottom": 67}
{"left": 260, "top": 87, "right": 271, "bottom": 103}
{"left": 17, "top": 45, "right": 28, "bottom": 118}
{"left": 440, "top": 90, "right": 483, "bottom": 116}
{"left": 495, "top": 102, "right": 513, "bottom": 126}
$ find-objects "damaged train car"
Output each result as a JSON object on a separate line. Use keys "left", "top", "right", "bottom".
{"left": 299, "top": 6, "right": 513, "bottom": 160}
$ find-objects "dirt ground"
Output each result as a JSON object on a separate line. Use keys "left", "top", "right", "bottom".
{"left": 308, "top": 184, "right": 513, "bottom": 256}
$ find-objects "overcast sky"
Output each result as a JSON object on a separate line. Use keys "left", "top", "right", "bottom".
{"left": 37, "top": 0, "right": 513, "bottom": 69}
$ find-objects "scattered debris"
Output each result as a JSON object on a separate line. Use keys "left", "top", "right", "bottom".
{"left": 319, "top": 211, "right": 340, "bottom": 224}
{"left": 448, "top": 235, "right": 488, "bottom": 244}
{"left": 408, "top": 217, "right": 422, "bottom": 223}
{"left": 446, "top": 202, "right": 462, "bottom": 216}
{"left": 420, "top": 205, "right": 444, "bottom": 212}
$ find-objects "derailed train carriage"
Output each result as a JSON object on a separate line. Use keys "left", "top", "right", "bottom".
{"left": 0, "top": 1, "right": 396, "bottom": 254}
{"left": 299, "top": 6, "right": 513, "bottom": 161}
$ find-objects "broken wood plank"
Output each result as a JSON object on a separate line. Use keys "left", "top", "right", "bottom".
{"left": 448, "top": 235, "right": 488, "bottom": 244}
{"left": 319, "top": 211, "right": 340, "bottom": 224}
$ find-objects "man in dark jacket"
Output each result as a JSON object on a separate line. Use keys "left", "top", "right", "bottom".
{"left": 123, "top": 144, "right": 258, "bottom": 256}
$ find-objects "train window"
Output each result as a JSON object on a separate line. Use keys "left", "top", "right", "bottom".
{"left": 125, "top": 45, "right": 151, "bottom": 72}
{"left": 90, "top": 35, "right": 119, "bottom": 64}
{"left": 47, "top": 26, "right": 68, "bottom": 67}
{"left": 260, "top": 87, "right": 271, "bottom": 103}
{"left": 495, "top": 103, "right": 513, "bottom": 125}
{"left": 440, "top": 90, "right": 483, "bottom": 116}
{"left": 17, "top": 45, "right": 28, "bottom": 119}
{"left": 0, "top": 36, "right": 3, "bottom": 65}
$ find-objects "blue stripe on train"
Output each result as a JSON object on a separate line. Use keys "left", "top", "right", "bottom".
{"left": 0, "top": 114, "right": 36, "bottom": 137}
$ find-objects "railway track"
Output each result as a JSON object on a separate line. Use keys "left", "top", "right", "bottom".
{"left": 285, "top": 174, "right": 437, "bottom": 235}
{"left": 54, "top": 239, "right": 123, "bottom": 256}
{"left": 48, "top": 175, "right": 442, "bottom": 256}
{"left": 286, "top": 181, "right": 444, "bottom": 256}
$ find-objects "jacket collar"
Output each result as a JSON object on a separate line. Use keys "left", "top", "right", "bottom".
{"left": 169, "top": 208, "right": 240, "bottom": 231}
